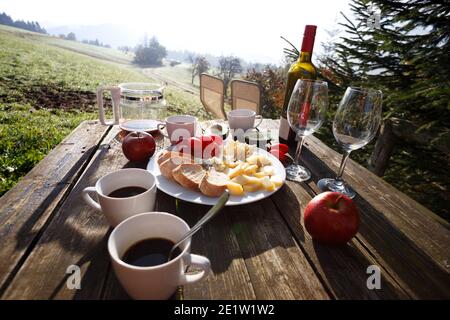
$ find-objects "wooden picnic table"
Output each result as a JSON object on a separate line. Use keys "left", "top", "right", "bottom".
{"left": 0, "top": 119, "right": 449, "bottom": 300}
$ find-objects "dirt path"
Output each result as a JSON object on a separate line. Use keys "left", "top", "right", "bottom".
{"left": 142, "top": 68, "right": 199, "bottom": 96}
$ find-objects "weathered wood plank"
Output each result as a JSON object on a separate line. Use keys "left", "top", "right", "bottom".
{"left": 271, "top": 182, "right": 410, "bottom": 299}
{"left": 299, "top": 137, "right": 450, "bottom": 298}
{"left": 3, "top": 119, "right": 449, "bottom": 300}
{"left": 183, "top": 119, "right": 450, "bottom": 298}
{"left": 1, "top": 127, "right": 123, "bottom": 299}
{"left": 2, "top": 126, "right": 257, "bottom": 300}
{"left": 102, "top": 123, "right": 327, "bottom": 300}
{"left": 0, "top": 120, "right": 109, "bottom": 293}
{"left": 100, "top": 130, "right": 257, "bottom": 300}
{"left": 102, "top": 188, "right": 258, "bottom": 300}
{"left": 101, "top": 190, "right": 184, "bottom": 300}
{"left": 369, "top": 120, "right": 396, "bottom": 176}
{"left": 258, "top": 120, "right": 449, "bottom": 267}
{"left": 226, "top": 198, "right": 330, "bottom": 299}
{"left": 254, "top": 119, "right": 449, "bottom": 298}
{"left": 103, "top": 192, "right": 329, "bottom": 300}
{"left": 161, "top": 197, "right": 257, "bottom": 300}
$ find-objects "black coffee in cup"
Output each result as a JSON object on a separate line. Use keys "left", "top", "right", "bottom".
{"left": 108, "top": 186, "right": 147, "bottom": 198}
{"left": 122, "top": 238, "right": 182, "bottom": 267}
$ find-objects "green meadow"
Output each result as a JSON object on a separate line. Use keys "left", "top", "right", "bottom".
{"left": 0, "top": 25, "right": 205, "bottom": 195}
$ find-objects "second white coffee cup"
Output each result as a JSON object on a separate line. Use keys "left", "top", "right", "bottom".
{"left": 227, "top": 109, "right": 262, "bottom": 131}
{"left": 82, "top": 168, "right": 157, "bottom": 227}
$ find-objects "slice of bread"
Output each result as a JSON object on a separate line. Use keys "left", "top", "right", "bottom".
{"left": 172, "top": 164, "right": 206, "bottom": 191}
{"left": 199, "top": 170, "right": 228, "bottom": 197}
{"left": 157, "top": 150, "right": 171, "bottom": 165}
{"left": 159, "top": 156, "right": 192, "bottom": 180}
{"left": 157, "top": 150, "right": 191, "bottom": 165}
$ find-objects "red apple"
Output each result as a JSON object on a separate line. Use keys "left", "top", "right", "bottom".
{"left": 122, "top": 131, "right": 156, "bottom": 163}
{"left": 304, "top": 192, "right": 359, "bottom": 245}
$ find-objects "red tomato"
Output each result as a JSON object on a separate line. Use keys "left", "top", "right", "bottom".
{"left": 210, "top": 134, "right": 223, "bottom": 146}
{"left": 203, "top": 141, "right": 221, "bottom": 159}
{"left": 200, "top": 135, "right": 223, "bottom": 159}
{"left": 269, "top": 149, "right": 287, "bottom": 162}
{"left": 270, "top": 143, "right": 289, "bottom": 154}
{"left": 200, "top": 135, "right": 214, "bottom": 151}
{"left": 188, "top": 137, "right": 202, "bottom": 158}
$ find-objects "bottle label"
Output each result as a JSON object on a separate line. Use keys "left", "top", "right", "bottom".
{"left": 279, "top": 116, "right": 290, "bottom": 141}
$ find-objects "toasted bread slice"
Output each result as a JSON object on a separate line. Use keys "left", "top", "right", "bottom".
{"left": 157, "top": 150, "right": 171, "bottom": 165}
{"left": 159, "top": 156, "right": 192, "bottom": 180}
{"left": 172, "top": 164, "right": 205, "bottom": 191}
{"left": 199, "top": 170, "right": 228, "bottom": 197}
{"left": 157, "top": 150, "right": 191, "bottom": 165}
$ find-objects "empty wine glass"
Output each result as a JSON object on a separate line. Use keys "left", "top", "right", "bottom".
{"left": 286, "top": 79, "right": 328, "bottom": 181}
{"left": 318, "top": 87, "right": 383, "bottom": 198}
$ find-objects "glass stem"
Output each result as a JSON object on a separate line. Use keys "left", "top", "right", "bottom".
{"left": 293, "top": 135, "right": 306, "bottom": 165}
{"left": 336, "top": 151, "right": 351, "bottom": 181}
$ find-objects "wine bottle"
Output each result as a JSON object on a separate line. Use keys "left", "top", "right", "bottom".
{"left": 279, "top": 25, "right": 317, "bottom": 146}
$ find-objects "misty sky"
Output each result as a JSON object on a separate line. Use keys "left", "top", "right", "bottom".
{"left": 1, "top": 0, "right": 352, "bottom": 64}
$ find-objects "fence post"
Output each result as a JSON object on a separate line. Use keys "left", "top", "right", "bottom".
{"left": 369, "top": 119, "right": 396, "bottom": 176}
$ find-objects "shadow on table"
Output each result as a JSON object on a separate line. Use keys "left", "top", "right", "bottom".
{"left": 46, "top": 231, "right": 110, "bottom": 300}
{"left": 11, "top": 143, "right": 114, "bottom": 298}
{"left": 14, "top": 145, "right": 98, "bottom": 252}
{"left": 295, "top": 142, "right": 450, "bottom": 299}
{"left": 160, "top": 185, "right": 304, "bottom": 276}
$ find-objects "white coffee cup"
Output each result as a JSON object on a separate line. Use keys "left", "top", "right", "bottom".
{"left": 108, "top": 212, "right": 211, "bottom": 300}
{"left": 157, "top": 115, "right": 197, "bottom": 144}
{"left": 227, "top": 109, "right": 263, "bottom": 131}
{"left": 82, "top": 168, "right": 157, "bottom": 227}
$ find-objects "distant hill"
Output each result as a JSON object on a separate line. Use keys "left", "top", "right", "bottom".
{"left": 47, "top": 24, "right": 140, "bottom": 48}
{"left": 47, "top": 23, "right": 269, "bottom": 70}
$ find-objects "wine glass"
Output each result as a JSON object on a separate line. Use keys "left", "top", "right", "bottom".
{"left": 286, "top": 79, "right": 328, "bottom": 181}
{"left": 318, "top": 87, "right": 383, "bottom": 198}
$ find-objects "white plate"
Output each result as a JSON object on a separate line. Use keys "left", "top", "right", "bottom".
{"left": 119, "top": 119, "right": 160, "bottom": 132}
{"left": 146, "top": 148, "right": 286, "bottom": 206}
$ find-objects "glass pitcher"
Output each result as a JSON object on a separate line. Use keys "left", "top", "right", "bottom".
{"left": 96, "top": 82, "right": 167, "bottom": 131}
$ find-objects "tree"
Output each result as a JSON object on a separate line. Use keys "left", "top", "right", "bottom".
{"left": 187, "top": 54, "right": 195, "bottom": 64}
{"left": 133, "top": 36, "right": 167, "bottom": 66}
{"left": 0, "top": 12, "right": 14, "bottom": 26}
{"left": 191, "top": 56, "right": 210, "bottom": 84}
{"left": 319, "top": 0, "right": 450, "bottom": 136}
{"left": 66, "top": 32, "right": 76, "bottom": 41}
{"left": 217, "top": 56, "right": 243, "bottom": 96}
{"left": 118, "top": 46, "right": 132, "bottom": 53}
{"left": 317, "top": 0, "right": 450, "bottom": 220}
{"left": 244, "top": 65, "right": 286, "bottom": 119}
{"left": 0, "top": 12, "right": 47, "bottom": 34}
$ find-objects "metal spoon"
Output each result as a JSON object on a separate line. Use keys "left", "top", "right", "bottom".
{"left": 168, "top": 190, "right": 230, "bottom": 261}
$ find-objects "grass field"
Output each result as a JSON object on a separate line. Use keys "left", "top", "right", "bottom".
{"left": 150, "top": 62, "right": 199, "bottom": 87}
{"left": 0, "top": 25, "right": 205, "bottom": 196}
